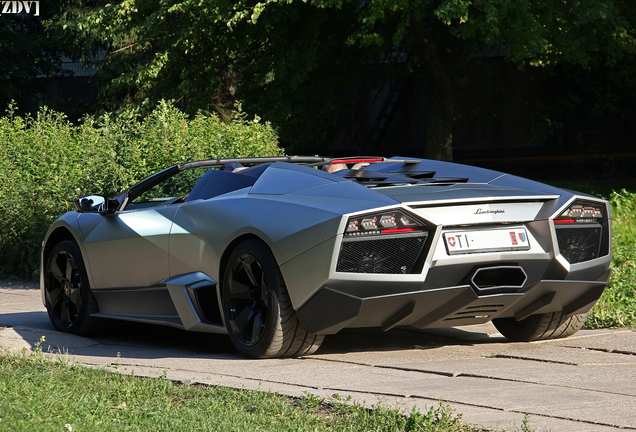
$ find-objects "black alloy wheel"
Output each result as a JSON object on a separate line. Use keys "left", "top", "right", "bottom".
{"left": 44, "top": 240, "right": 99, "bottom": 335}
{"left": 222, "top": 239, "right": 325, "bottom": 359}
{"left": 224, "top": 251, "right": 270, "bottom": 347}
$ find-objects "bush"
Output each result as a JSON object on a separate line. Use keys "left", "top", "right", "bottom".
{"left": 587, "top": 189, "right": 636, "bottom": 328}
{"left": 0, "top": 101, "right": 282, "bottom": 279}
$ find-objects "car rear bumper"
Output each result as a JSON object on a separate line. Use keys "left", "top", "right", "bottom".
{"left": 296, "top": 269, "right": 610, "bottom": 334}
{"left": 288, "top": 197, "right": 612, "bottom": 335}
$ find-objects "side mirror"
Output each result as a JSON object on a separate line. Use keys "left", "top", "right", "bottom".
{"left": 74, "top": 195, "right": 117, "bottom": 214}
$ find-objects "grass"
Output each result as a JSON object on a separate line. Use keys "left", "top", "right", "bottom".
{"left": 548, "top": 180, "right": 636, "bottom": 329}
{"left": 587, "top": 188, "right": 636, "bottom": 328}
{"left": 0, "top": 350, "right": 472, "bottom": 432}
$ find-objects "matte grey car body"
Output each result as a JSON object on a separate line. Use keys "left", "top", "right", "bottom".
{"left": 40, "top": 156, "right": 612, "bottom": 358}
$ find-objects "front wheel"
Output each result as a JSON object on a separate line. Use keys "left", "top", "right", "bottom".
{"left": 43, "top": 240, "right": 100, "bottom": 336}
{"left": 221, "top": 239, "right": 324, "bottom": 358}
{"left": 493, "top": 312, "right": 588, "bottom": 342}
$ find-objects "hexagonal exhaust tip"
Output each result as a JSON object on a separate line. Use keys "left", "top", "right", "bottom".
{"left": 471, "top": 266, "right": 527, "bottom": 291}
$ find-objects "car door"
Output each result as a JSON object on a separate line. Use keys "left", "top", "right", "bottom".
{"left": 77, "top": 166, "right": 210, "bottom": 289}
{"left": 79, "top": 205, "right": 178, "bottom": 289}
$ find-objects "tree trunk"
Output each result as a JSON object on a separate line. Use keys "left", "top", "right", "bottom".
{"left": 424, "top": 80, "right": 454, "bottom": 161}
{"left": 410, "top": 18, "right": 454, "bottom": 161}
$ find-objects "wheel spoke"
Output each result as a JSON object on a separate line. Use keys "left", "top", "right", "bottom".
{"left": 49, "top": 255, "right": 64, "bottom": 282}
{"left": 260, "top": 280, "right": 269, "bottom": 308}
{"left": 228, "top": 276, "right": 252, "bottom": 300}
{"left": 230, "top": 301, "right": 267, "bottom": 345}
{"left": 59, "top": 300, "right": 71, "bottom": 327}
{"left": 69, "top": 287, "right": 81, "bottom": 308}
{"left": 230, "top": 304, "right": 251, "bottom": 337}
{"left": 229, "top": 254, "right": 265, "bottom": 301}
{"left": 45, "top": 284, "right": 61, "bottom": 308}
{"left": 49, "top": 293, "right": 63, "bottom": 317}
{"left": 249, "top": 310, "right": 264, "bottom": 345}
{"left": 65, "top": 256, "right": 76, "bottom": 281}
{"left": 242, "top": 256, "right": 259, "bottom": 287}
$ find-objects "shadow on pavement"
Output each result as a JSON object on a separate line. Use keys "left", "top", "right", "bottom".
{"left": 319, "top": 326, "right": 506, "bottom": 354}
{"left": 2, "top": 309, "right": 506, "bottom": 360}
{"left": 0, "top": 311, "right": 53, "bottom": 330}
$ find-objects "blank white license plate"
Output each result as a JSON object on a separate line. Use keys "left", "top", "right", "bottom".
{"left": 443, "top": 228, "right": 530, "bottom": 255}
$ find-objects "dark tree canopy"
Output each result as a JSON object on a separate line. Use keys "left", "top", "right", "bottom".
{"left": 48, "top": 0, "right": 636, "bottom": 158}
{"left": 1, "top": 12, "right": 63, "bottom": 113}
{"left": 286, "top": 0, "right": 636, "bottom": 159}
{"left": 50, "top": 1, "right": 377, "bottom": 148}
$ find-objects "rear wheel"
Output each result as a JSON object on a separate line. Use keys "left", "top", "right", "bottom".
{"left": 493, "top": 312, "right": 588, "bottom": 341}
{"left": 221, "top": 239, "right": 324, "bottom": 358}
{"left": 43, "top": 240, "right": 100, "bottom": 336}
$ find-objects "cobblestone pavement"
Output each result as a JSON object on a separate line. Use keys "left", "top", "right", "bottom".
{"left": 2, "top": 282, "right": 635, "bottom": 431}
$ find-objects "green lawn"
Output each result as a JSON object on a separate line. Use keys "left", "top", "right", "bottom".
{"left": 0, "top": 350, "right": 472, "bottom": 432}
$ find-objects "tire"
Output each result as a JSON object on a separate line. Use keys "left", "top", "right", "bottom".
{"left": 43, "top": 240, "right": 100, "bottom": 336}
{"left": 221, "top": 239, "right": 324, "bottom": 358}
{"left": 493, "top": 312, "right": 588, "bottom": 342}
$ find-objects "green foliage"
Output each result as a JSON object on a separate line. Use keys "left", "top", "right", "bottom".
{"left": 433, "top": 0, "right": 636, "bottom": 68}
{"left": 0, "top": 101, "right": 281, "bottom": 279}
{"left": 0, "top": 352, "right": 472, "bottom": 431}
{"left": 588, "top": 189, "right": 636, "bottom": 328}
{"left": 49, "top": 0, "right": 636, "bottom": 156}
{"left": 286, "top": 0, "right": 636, "bottom": 69}
{"left": 50, "top": 0, "right": 371, "bottom": 150}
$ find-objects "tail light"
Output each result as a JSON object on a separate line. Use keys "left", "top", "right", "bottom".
{"left": 344, "top": 210, "right": 425, "bottom": 237}
{"left": 555, "top": 201, "right": 604, "bottom": 224}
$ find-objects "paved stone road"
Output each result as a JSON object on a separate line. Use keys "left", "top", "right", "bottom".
{"left": 1, "top": 282, "right": 635, "bottom": 431}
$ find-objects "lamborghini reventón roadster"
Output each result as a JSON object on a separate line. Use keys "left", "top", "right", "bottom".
{"left": 41, "top": 156, "right": 611, "bottom": 358}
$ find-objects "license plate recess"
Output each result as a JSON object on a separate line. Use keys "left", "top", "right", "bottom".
{"left": 443, "top": 227, "right": 530, "bottom": 255}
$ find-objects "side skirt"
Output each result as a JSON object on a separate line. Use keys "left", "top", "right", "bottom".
{"left": 91, "top": 272, "right": 226, "bottom": 334}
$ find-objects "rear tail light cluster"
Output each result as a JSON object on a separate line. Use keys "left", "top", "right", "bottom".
{"left": 555, "top": 202, "right": 604, "bottom": 224}
{"left": 345, "top": 210, "right": 425, "bottom": 237}
{"left": 554, "top": 200, "right": 606, "bottom": 264}
{"left": 338, "top": 209, "right": 429, "bottom": 274}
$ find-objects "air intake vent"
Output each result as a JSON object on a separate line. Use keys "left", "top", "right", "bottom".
{"left": 444, "top": 304, "right": 507, "bottom": 321}
{"left": 556, "top": 224, "right": 602, "bottom": 264}
{"left": 336, "top": 234, "right": 427, "bottom": 274}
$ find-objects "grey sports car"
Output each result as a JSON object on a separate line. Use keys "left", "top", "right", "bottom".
{"left": 40, "top": 156, "right": 612, "bottom": 358}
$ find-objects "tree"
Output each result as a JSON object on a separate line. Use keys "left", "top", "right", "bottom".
{"left": 51, "top": 0, "right": 636, "bottom": 159}
{"left": 240, "top": 0, "right": 636, "bottom": 160}
{"left": 0, "top": 12, "right": 63, "bottom": 113}
{"left": 50, "top": 1, "right": 375, "bottom": 149}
